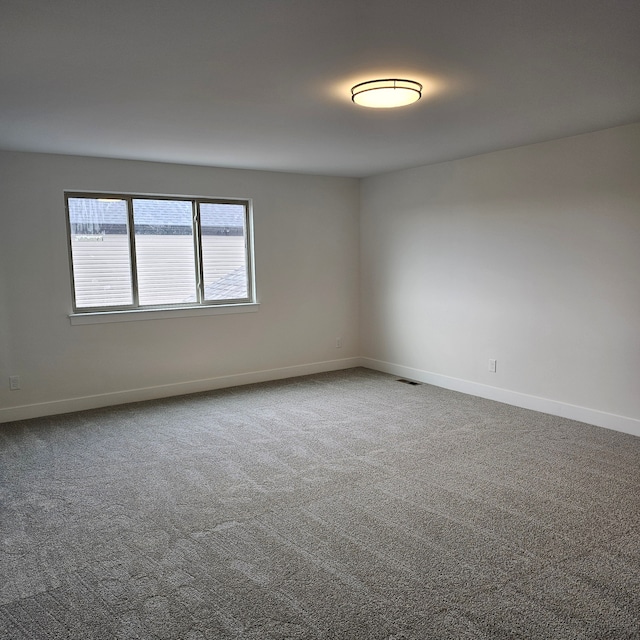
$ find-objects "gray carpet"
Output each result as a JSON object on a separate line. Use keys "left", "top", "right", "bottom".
{"left": 1, "top": 367, "right": 639, "bottom": 639}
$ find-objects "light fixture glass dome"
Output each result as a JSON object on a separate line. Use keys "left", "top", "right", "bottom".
{"left": 351, "top": 78, "right": 422, "bottom": 108}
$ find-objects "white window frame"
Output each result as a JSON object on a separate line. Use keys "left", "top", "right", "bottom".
{"left": 65, "top": 192, "right": 257, "bottom": 324}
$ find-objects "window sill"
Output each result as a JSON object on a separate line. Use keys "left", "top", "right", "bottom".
{"left": 69, "top": 302, "right": 260, "bottom": 325}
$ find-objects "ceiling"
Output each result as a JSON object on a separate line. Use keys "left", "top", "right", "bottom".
{"left": 1, "top": 0, "right": 639, "bottom": 177}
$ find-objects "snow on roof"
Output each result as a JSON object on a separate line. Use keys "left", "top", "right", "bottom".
{"left": 180, "top": 266, "right": 248, "bottom": 302}
{"left": 204, "top": 266, "right": 248, "bottom": 300}
{"left": 68, "top": 197, "right": 245, "bottom": 229}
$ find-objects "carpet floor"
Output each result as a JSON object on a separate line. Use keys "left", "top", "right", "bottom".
{"left": 1, "top": 367, "right": 639, "bottom": 639}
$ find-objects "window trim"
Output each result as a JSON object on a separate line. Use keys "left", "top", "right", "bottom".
{"left": 65, "top": 191, "right": 256, "bottom": 316}
{"left": 68, "top": 302, "right": 260, "bottom": 325}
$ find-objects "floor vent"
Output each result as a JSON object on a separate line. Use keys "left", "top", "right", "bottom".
{"left": 397, "top": 378, "right": 422, "bottom": 386}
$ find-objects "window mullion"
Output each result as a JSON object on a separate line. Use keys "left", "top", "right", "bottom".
{"left": 126, "top": 196, "right": 140, "bottom": 307}
{"left": 193, "top": 201, "right": 205, "bottom": 304}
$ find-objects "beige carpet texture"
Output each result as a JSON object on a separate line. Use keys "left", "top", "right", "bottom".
{"left": 1, "top": 368, "right": 639, "bottom": 639}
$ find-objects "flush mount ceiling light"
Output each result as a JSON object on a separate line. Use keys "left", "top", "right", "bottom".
{"left": 351, "top": 78, "right": 422, "bottom": 108}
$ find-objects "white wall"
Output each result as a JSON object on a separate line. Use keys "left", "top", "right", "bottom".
{"left": 0, "top": 152, "right": 360, "bottom": 421}
{"left": 2, "top": 124, "right": 639, "bottom": 435}
{"left": 361, "top": 123, "right": 640, "bottom": 435}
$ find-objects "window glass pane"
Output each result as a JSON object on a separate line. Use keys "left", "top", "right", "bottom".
{"left": 68, "top": 197, "right": 133, "bottom": 308}
{"left": 200, "top": 203, "right": 248, "bottom": 300}
{"left": 132, "top": 199, "right": 197, "bottom": 306}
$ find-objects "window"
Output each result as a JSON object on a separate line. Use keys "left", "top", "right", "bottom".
{"left": 65, "top": 193, "right": 254, "bottom": 314}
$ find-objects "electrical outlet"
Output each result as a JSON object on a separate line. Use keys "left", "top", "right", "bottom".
{"left": 336, "top": 337, "right": 342, "bottom": 349}
{"left": 488, "top": 359, "right": 497, "bottom": 373}
{"left": 9, "top": 375, "right": 21, "bottom": 390}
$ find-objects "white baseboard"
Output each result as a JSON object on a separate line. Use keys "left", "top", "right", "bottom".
{"left": 4, "top": 356, "right": 638, "bottom": 438}
{"left": 360, "top": 357, "right": 640, "bottom": 438}
{"left": 0, "top": 357, "right": 361, "bottom": 424}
